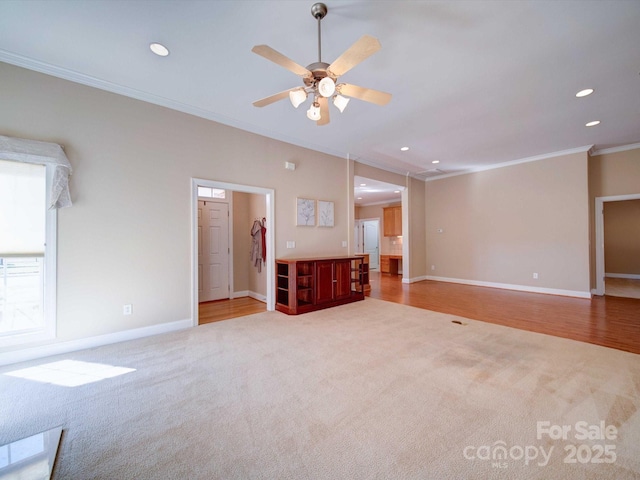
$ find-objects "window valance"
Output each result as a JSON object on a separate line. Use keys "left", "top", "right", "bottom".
{"left": 0, "top": 134, "right": 72, "bottom": 209}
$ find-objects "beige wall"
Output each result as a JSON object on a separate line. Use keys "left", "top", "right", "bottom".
{"left": 588, "top": 148, "right": 640, "bottom": 286}
{"left": 425, "top": 152, "right": 591, "bottom": 293}
{"left": 232, "top": 192, "right": 250, "bottom": 293}
{"left": 0, "top": 62, "right": 350, "bottom": 353}
{"left": 406, "top": 177, "right": 427, "bottom": 280}
{"left": 603, "top": 199, "right": 640, "bottom": 275}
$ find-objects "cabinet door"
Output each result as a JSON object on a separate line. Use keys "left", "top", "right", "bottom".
{"left": 334, "top": 260, "right": 351, "bottom": 299}
{"left": 393, "top": 206, "right": 402, "bottom": 236}
{"left": 383, "top": 207, "right": 395, "bottom": 237}
{"left": 315, "top": 261, "right": 334, "bottom": 304}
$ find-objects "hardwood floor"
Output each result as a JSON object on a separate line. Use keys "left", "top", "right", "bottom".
{"left": 199, "top": 273, "right": 640, "bottom": 355}
{"left": 368, "top": 272, "right": 640, "bottom": 355}
{"left": 199, "top": 297, "right": 265, "bottom": 325}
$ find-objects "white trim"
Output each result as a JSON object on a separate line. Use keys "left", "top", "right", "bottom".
{"left": 425, "top": 275, "right": 592, "bottom": 299}
{"left": 592, "top": 143, "right": 640, "bottom": 156}
{"left": 248, "top": 291, "right": 267, "bottom": 303}
{"left": 230, "top": 290, "right": 267, "bottom": 303}
{"left": 594, "top": 193, "right": 640, "bottom": 295}
{"left": 191, "top": 179, "right": 275, "bottom": 328}
{"left": 423, "top": 145, "right": 594, "bottom": 182}
{"left": 0, "top": 318, "right": 191, "bottom": 366}
{"left": 605, "top": 273, "right": 640, "bottom": 280}
{"left": 402, "top": 275, "right": 428, "bottom": 284}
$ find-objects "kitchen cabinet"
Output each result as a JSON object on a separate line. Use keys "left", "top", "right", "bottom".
{"left": 383, "top": 206, "right": 402, "bottom": 237}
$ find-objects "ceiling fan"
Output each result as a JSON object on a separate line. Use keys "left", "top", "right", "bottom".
{"left": 251, "top": 2, "right": 391, "bottom": 126}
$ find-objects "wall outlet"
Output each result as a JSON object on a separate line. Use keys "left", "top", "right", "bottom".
{"left": 431, "top": 265, "right": 436, "bottom": 271}
{"left": 286, "top": 241, "right": 295, "bottom": 249}
{"left": 123, "top": 304, "right": 133, "bottom": 315}
{"left": 533, "top": 273, "right": 538, "bottom": 279}
{"left": 341, "top": 240, "right": 347, "bottom": 247}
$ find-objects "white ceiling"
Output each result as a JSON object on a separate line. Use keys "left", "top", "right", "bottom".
{"left": 1, "top": 0, "right": 639, "bottom": 180}
{"left": 354, "top": 175, "right": 403, "bottom": 206}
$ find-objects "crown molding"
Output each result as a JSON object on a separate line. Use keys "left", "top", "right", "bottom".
{"left": 423, "top": 145, "right": 594, "bottom": 182}
{"left": 0, "top": 50, "right": 348, "bottom": 161}
{"left": 591, "top": 143, "right": 640, "bottom": 156}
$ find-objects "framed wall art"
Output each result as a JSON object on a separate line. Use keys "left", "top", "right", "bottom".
{"left": 296, "top": 198, "right": 316, "bottom": 226}
{"left": 317, "top": 200, "right": 334, "bottom": 227}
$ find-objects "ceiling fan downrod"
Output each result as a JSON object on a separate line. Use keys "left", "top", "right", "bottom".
{"left": 311, "top": 3, "right": 328, "bottom": 63}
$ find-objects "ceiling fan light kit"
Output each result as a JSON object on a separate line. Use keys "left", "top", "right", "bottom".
{"left": 289, "top": 88, "right": 308, "bottom": 108}
{"left": 307, "top": 102, "right": 322, "bottom": 121}
{"left": 252, "top": 2, "right": 391, "bottom": 126}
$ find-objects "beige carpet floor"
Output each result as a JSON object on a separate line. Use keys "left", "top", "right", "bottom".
{"left": 1, "top": 298, "right": 639, "bottom": 479}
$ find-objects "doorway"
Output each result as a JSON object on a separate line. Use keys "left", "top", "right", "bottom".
{"left": 355, "top": 219, "right": 380, "bottom": 270}
{"left": 595, "top": 193, "right": 640, "bottom": 297}
{"left": 191, "top": 178, "right": 275, "bottom": 327}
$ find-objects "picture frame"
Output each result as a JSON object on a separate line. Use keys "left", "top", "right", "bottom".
{"left": 317, "top": 200, "right": 335, "bottom": 227}
{"left": 296, "top": 198, "right": 316, "bottom": 226}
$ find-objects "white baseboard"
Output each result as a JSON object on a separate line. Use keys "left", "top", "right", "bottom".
{"left": 248, "top": 291, "right": 267, "bottom": 303}
{"left": 0, "top": 318, "right": 192, "bottom": 367}
{"left": 402, "top": 275, "right": 428, "bottom": 284}
{"left": 425, "top": 275, "right": 592, "bottom": 299}
{"left": 232, "top": 291, "right": 266, "bottom": 303}
{"left": 605, "top": 273, "right": 640, "bottom": 280}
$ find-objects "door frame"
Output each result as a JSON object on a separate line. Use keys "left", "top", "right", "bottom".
{"left": 594, "top": 192, "right": 640, "bottom": 295}
{"left": 191, "top": 178, "right": 275, "bottom": 326}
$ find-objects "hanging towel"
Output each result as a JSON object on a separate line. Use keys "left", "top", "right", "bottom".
{"left": 251, "top": 219, "right": 264, "bottom": 273}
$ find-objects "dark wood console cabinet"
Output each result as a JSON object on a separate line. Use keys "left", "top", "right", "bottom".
{"left": 276, "top": 256, "right": 366, "bottom": 315}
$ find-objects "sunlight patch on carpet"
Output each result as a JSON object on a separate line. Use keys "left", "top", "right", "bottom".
{"left": 4, "top": 360, "right": 135, "bottom": 387}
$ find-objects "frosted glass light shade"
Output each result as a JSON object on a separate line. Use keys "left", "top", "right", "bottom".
{"left": 289, "top": 89, "right": 307, "bottom": 108}
{"left": 318, "top": 77, "right": 336, "bottom": 97}
{"left": 333, "top": 95, "right": 350, "bottom": 113}
{"left": 307, "top": 103, "right": 321, "bottom": 121}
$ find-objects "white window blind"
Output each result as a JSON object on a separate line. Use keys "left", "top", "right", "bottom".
{"left": 0, "top": 159, "right": 46, "bottom": 256}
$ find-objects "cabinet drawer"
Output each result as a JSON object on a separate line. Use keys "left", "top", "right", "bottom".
{"left": 380, "top": 257, "right": 390, "bottom": 273}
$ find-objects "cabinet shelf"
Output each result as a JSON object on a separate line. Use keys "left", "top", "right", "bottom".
{"left": 275, "top": 256, "right": 366, "bottom": 315}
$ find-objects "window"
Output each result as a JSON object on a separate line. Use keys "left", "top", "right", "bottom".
{"left": 197, "top": 186, "right": 226, "bottom": 199}
{"left": 0, "top": 159, "right": 56, "bottom": 345}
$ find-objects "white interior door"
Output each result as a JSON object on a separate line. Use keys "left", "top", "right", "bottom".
{"left": 198, "top": 201, "right": 229, "bottom": 302}
{"left": 363, "top": 220, "right": 380, "bottom": 270}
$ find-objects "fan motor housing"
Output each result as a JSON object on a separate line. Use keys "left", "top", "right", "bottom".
{"left": 304, "top": 61, "right": 336, "bottom": 87}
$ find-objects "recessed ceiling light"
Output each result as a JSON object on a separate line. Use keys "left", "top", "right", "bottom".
{"left": 432, "top": 160, "right": 440, "bottom": 164}
{"left": 394, "top": 190, "right": 400, "bottom": 193}
{"left": 360, "top": 183, "right": 367, "bottom": 186}
{"left": 357, "top": 197, "right": 363, "bottom": 200}
{"left": 150, "top": 42, "right": 170, "bottom": 57}
{"left": 576, "top": 88, "right": 594, "bottom": 98}
{"left": 400, "top": 147, "right": 409, "bottom": 151}
{"left": 585, "top": 120, "right": 601, "bottom": 127}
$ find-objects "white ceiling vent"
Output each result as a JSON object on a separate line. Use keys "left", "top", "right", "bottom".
{"left": 415, "top": 169, "right": 447, "bottom": 179}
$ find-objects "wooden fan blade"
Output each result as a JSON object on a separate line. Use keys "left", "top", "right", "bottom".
{"left": 339, "top": 83, "right": 392, "bottom": 106}
{"left": 317, "top": 97, "right": 330, "bottom": 126}
{"left": 253, "top": 88, "right": 298, "bottom": 108}
{"left": 252, "top": 45, "right": 312, "bottom": 77}
{"left": 328, "top": 35, "right": 381, "bottom": 77}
